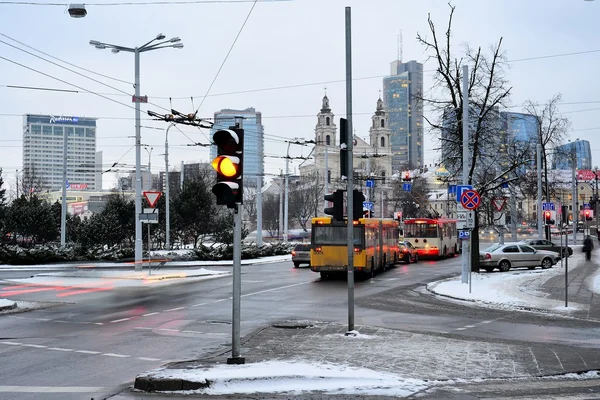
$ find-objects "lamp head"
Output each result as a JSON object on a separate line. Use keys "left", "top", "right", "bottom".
{"left": 111, "top": 48, "right": 120, "bottom": 53}
{"left": 169, "top": 37, "right": 181, "bottom": 43}
{"left": 173, "top": 43, "right": 184, "bottom": 49}
{"left": 68, "top": 3, "right": 87, "bottom": 18}
{"left": 89, "top": 40, "right": 101, "bottom": 46}
{"left": 156, "top": 33, "right": 166, "bottom": 40}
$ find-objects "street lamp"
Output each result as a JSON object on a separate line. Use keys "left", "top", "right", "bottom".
{"left": 89, "top": 34, "right": 183, "bottom": 271}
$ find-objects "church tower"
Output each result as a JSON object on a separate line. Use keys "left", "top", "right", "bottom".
{"left": 315, "top": 94, "right": 337, "bottom": 151}
{"left": 369, "top": 97, "right": 391, "bottom": 154}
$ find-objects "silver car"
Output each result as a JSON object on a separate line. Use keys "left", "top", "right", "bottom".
{"left": 479, "top": 242, "right": 559, "bottom": 273}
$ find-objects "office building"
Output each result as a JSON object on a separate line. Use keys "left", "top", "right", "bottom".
{"left": 382, "top": 60, "right": 424, "bottom": 173}
{"left": 22, "top": 114, "right": 99, "bottom": 191}
{"left": 553, "top": 140, "right": 592, "bottom": 170}
{"left": 210, "top": 108, "right": 264, "bottom": 185}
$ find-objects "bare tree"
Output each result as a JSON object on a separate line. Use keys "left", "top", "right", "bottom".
{"left": 262, "top": 193, "right": 280, "bottom": 238}
{"left": 416, "top": 3, "right": 534, "bottom": 270}
{"left": 524, "top": 94, "right": 571, "bottom": 201}
{"left": 390, "top": 176, "right": 432, "bottom": 218}
{"left": 20, "top": 165, "right": 49, "bottom": 200}
{"left": 242, "top": 179, "right": 258, "bottom": 231}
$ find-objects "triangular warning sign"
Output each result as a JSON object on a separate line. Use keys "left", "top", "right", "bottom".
{"left": 492, "top": 197, "right": 507, "bottom": 212}
{"left": 143, "top": 191, "right": 162, "bottom": 208}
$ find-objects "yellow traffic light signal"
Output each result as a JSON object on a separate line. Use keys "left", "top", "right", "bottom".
{"left": 212, "top": 127, "right": 244, "bottom": 208}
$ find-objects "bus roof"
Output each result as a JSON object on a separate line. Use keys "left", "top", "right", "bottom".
{"left": 403, "top": 217, "right": 457, "bottom": 224}
{"left": 312, "top": 217, "right": 399, "bottom": 226}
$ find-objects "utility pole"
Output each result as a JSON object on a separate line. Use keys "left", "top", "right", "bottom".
{"left": 537, "top": 144, "right": 543, "bottom": 240}
{"left": 256, "top": 175, "right": 263, "bottom": 246}
{"left": 572, "top": 148, "right": 577, "bottom": 244}
{"left": 60, "top": 129, "right": 68, "bottom": 247}
{"left": 345, "top": 6, "right": 355, "bottom": 334}
{"left": 461, "top": 64, "right": 470, "bottom": 284}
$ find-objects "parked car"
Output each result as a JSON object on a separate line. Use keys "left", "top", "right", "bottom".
{"left": 291, "top": 243, "right": 311, "bottom": 268}
{"left": 519, "top": 239, "right": 573, "bottom": 258}
{"left": 398, "top": 241, "right": 418, "bottom": 263}
{"left": 479, "top": 242, "right": 560, "bottom": 273}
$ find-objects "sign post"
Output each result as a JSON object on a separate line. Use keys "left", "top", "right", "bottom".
{"left": 458, "top": 189, "right": 481, "bottom": 285}
{"left": 142, "top": 191, "right": 162, "bottom": 275}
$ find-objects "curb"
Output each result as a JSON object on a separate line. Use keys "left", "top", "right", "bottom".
{"left": 0, "top": 301, "right": 17, "bottom": 312}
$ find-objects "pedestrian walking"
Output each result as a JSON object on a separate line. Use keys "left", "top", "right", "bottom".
{"left": 596, "top": 228, "right": 600, "bottom": 243}
{"left": 584, "top": 235, "right": 594, "bottom": 261}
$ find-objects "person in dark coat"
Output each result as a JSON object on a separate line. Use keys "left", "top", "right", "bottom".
{"left": 584, "top": 235, "right": 594, "bottom": 261}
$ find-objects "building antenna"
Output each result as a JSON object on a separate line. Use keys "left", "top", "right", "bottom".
{"left": 397, "top": 30, "right": 403, "bottom": 62}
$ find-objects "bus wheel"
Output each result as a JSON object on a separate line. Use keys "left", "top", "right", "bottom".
{"left": 443, "top": 246, "right": 448, "bottom": 257}
{"left": 370, "top": 257, "right": 376, "bottom": 279}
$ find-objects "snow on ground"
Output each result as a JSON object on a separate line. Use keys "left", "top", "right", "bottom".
{"left": 428, "top": 262, "right": 584, "bottom": 313}
{"left": 0, "top": 299, "right": 15, "bottom": 309}
{"left": 145, "top": 360, "right": 429, "bottom": 397}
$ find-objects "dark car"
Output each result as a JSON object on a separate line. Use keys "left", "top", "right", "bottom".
{"left": 399, "top": 241, "right": 418, "bottom": 263}
{"left": 291, "top": 243, "right": 311, "bottom": 268}
{"left": 520, "top": 239, "right": 572, "bottom": 258}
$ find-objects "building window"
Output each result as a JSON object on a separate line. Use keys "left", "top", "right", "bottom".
{"left": 381, "top": 119, "right": 385, "bottom": 128}
{"left": 326, "top": 135, "right": 331, "bottom": 145}
{"left": 326, "top": 117, "right": 330, "bottom": 126}
{"left": 380, "top": 137, "right": 385, "bottom": 147}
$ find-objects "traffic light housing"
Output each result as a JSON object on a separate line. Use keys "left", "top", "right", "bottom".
{"left": 339, "top": 118, "right": 348, "bottom": 180}
{"left": 353, "top": 189, "right": 365, "bottom": 221}
{"left": 402, "top": 171, "right": 411, "bottom": 182}
{"left": 212, "top": 127, "right": 243, "bottom": 208}
{"left": 544, "top": 211, "right": 555, "bottom": 225}
{"left": 585, "top": 209, "right": 593, "bottom": 221}
{"left": 324, "top": 189, "right": 344, "bottom": 221}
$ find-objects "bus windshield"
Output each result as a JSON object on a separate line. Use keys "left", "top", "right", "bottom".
{"left": 313, "top": 225, "right": 364, "bottom": 246}
{"left": 404, "top": 223, "right": 438, "bottom": 238}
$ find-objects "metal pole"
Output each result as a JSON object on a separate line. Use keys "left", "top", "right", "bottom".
{"left": 284, "top": 144, "right": 290, "bottom": 243}
{"left": 228, "top": 115, "right": 245, "bottom": 365}
{"left": 60, "top": 129, "right": 68, "bottom": 247}
{"left": 134, "top": 48, "right": 143, "bottom": 271}
{"left": 279, "top": 179, "right": 283, "bottom": 240}
{"left": 345, "top": 6, "right": 355, "bottom": 333}
{"left": 180, "top": 160, "right": 184, "bottom": 189}
{"left": 324, "top": 144, "right": 329, "bottom": 211}
{"left": 256, "top": 175, "right": 263, "bottom": 246}
{"left": 165, "top": 123, "right": 175, "bottom": 250}
{"left": 510, "top": 186, "right": 517, "bottom": 240}
{"left": 572, "top": 148, "right": 577, "bottom": 244}
{"left": 537, "top": 144, "right": 543, "bottom": 240}
{"left": 565, "top": 216, "right": 569, "bottom": 308}
{"left": 461, "top": 64, "right": 469, "bottom": 284}
{"left": 146, "top": 147, "right": 152, "bottom": 190}
{"left": 15, "top": 170, "right": 19, "bottom": 198}
{"left": 147, "top": 224, "right": 151, "bottom": 275}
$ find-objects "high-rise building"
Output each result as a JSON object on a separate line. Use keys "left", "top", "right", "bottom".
{"left": 22, "top": 114, "right": 99, "bottom": 191}
{"left": 210, "top": 108, "right": 264, "bottom": 185}
{"left": 553, "top": 140, "right": 592, "bottom": 170}
{"left": 382, "top": 60, "right": 424, "bottom": 173}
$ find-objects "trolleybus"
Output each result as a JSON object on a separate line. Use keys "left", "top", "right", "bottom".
{"left": 310, "top": 216, "right": 400, "bottom": 278}
{"left": 400, "top": 217, "right": 459, "bottom": 259}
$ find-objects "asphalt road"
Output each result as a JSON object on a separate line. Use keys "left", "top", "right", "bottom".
{"left": 0, "top": 248, "right": 598, "bottom": 399}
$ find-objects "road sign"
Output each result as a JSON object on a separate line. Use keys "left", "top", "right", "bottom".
{"left": 132, "top": 95, "right": 148, "bottom": 103}
{"left": 584, "top": 203, "right": 591, "bottom": 210}
{"left": 542, "top": 202, "right": 555, "bottom": 211}
{"left": 140, "top": 208, "right": 159, "bottom": 224}
{"left": 366, "top": 179, "right": 374, "bottom": 188}
{"left": 448, "top": 185, "right": 456, "bottom": 195}
{"left": 457, "top": 210, "right": 475, "bottom": 229}
{"left": 460, "top": 189, "right": 481, "bottom": 210}
{"left": 577, "top": 169, "right": 598, "bottom": 181}
{"left": 402, "top": 183, "right": 412, "bottom": 192}
{"left": 363, "top": 201, "right": 374, "bottom": 211}
{"left": 455, "top": 185, "right": 473, "bottom": 202}
{"left": 459, "top": 230, "right": 470, "bottom": 240}
{"left": 492, "top": 198, "right": 507, "bottom": 212}
{"left": 143, "top": 191, "right": 162, "bottom": 208}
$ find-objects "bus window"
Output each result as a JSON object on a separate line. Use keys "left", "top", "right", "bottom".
{"left": 313, "top": 225, "right": 364, "bottom": 246}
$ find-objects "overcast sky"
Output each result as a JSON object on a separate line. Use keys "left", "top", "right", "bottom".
{"left": 1, "top": 0, "right": 599, "bottom": 191}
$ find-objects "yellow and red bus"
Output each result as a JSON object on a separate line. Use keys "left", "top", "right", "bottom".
{"left": 400, "top": 217, "right": 459, "bottom": 259}
{"left": 310, "top": 216, "right": 400, "bottom": 278}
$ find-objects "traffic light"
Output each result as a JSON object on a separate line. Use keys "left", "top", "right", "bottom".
{"left": 544, "top": 211, "right": 554, "bottom": 225}
{"left": 402, "top": 171, "right": 411, "bottom": 182}
{"left": 585, "top": 209, "right": 593, "bottom": 221}
{"left": 324, "top": 189, "right": 344, "bottom": 221}
{"left": 339, "top": 118, "right": 348, "bottom": 180}
{"left": 353, "top": 189, "right": 365, "bottom": 221}
{"left": 211, "top": 127, "right": 244, "bottom": 208}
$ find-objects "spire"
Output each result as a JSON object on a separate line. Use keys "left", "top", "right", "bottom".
{"left": 321, "top": 94, "right": 330, "bottom": 113}
{"left": 375, "top": 97, "right": 385, "bottom": 116}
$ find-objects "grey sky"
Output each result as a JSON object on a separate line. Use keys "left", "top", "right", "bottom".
{"left": 1, "top": 0, "right": 598, "bottom": 190}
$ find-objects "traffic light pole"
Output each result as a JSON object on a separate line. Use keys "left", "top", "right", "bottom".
{"left": 345, "top": 6, "right": 355, "bottom": 334}
{"left": 228, "top": 116, "right": 245, "bottom": 365}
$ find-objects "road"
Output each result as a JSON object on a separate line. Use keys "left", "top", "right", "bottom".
{"left": 0, "top": 249, "right": 598, "bottom": 399}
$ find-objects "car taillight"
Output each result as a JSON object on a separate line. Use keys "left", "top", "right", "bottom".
{"left": 485, "top": 253, "right": 491, "bottom": 260}
{"left": 402, "top": 248, "right": 408, "bottom": 253}
{"left": 354, "top": 247, "right": 360, "bottom": 253}
{"left": 291, "top": 251, "right": 296, "bottom": 256}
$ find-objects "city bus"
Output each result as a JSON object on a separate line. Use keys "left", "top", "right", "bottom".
{"left": 400, "top": 217, "right": 459, "bottom": 259}
{"left": 310, "top": 216, "right": 400, "bottom": 278}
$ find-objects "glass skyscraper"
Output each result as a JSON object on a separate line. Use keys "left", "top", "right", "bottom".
{"left": 210, "top": 108, "right": 264, "bottom": 185}
{"left": 553, "top": 140, "right": 592, "bottom": 170}
{"left": 382, "top": 60, "right": 423, "bottom": 173}
{"left": 22, "top": 114, "right": 99, "bottom": 191}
